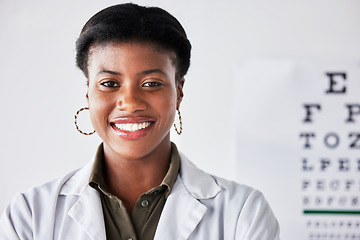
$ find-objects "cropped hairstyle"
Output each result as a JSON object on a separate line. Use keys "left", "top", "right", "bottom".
{"left": 75, "top": 3, "right": 191, "bottom": 81}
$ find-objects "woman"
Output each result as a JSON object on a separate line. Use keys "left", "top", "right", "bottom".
{"left": 0, "top": 3, "right": 280, "bottom": 239}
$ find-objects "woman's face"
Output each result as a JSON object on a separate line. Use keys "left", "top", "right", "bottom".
{"left": 86, "top": 42, "right": 183, "bottom": 160}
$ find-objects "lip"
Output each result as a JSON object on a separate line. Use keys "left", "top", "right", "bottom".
{"left": 110, "top": 117, "right": 155, "bottom": 140}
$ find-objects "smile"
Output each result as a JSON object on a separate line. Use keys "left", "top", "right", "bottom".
{"left": 110, "top": 118, "right": 155, "bottom": 140}
{"left": 113, "top": 122, "right": 152, "bottom": 132}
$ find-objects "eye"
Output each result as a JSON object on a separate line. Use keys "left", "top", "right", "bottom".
{"left": 101, "top": 81, "right": 120, "bottom": 88}
{"left": 142, "top": 81, "right": 163, "bottom": 88}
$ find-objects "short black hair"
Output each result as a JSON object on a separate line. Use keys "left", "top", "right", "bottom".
{"left": 76, "top": 3, "right": 191, "bottom": 81}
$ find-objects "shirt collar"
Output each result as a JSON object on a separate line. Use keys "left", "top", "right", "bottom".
{"left": 89, "top": 142, "right": 180, "bottom": 199}
{"left": 161, "top": 142, "right": 180, "bottom": 198}
{"left": 88, "top": 143, "right": 108, "bottom": 193}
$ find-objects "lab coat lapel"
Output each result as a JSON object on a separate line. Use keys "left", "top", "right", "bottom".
{"left": 67, "top": 186, "right": 106, "bottom": 240}
{"left": 60, "top": 160, "right": 106, "bottom": 240}
{"left": 154, "top": 177, "right": 207, "bottom": 240}
{"left": 154, "top": 154, "right": 221, "bottom": 240}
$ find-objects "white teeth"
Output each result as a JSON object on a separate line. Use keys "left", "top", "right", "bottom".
{"left": 114, "top": 122, "right": 151, "bottom": 132}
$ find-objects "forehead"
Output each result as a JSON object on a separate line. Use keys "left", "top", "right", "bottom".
{"left": 88, "top": 41, "right": 176, "bottom": 65}
{"left": 87, "top": 41, "right": 177, "bottom": 75}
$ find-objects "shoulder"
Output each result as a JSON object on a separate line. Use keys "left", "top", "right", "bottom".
{"left": 26, "top": 160, "right": 93, "bottom": 198}
{"left": 178, "top": 152, "right": 256, "bottom": 201}
{"left": 2, "top": 163, "right": 88, "bottom": 214}
{"left": 178, "top": 153, "right": 280, "bottom": 239}
{"left": 0, "top": 161, "right": 94, "bottom": 239}
{"left": 0, "top": 162, "right": 92, "bottom": 233}
{"left": 18, "top": 160, "right": 93, "bottom": 206}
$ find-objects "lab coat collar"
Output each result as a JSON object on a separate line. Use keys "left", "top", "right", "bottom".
{"left": 178, "top": 153, "right": 221, "bottom": 199}
{"left": 59, "top": 152, "right": 222, "bottom": 198}
{"left": 59, "top": 160, "right": 93, "bottom": 196}
{"left": 58, "top": 152, "right": 221, "bottom": 240}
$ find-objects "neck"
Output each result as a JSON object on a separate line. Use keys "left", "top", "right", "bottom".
{"left": 102, "top": 139, "right": 172, "bottom": 213}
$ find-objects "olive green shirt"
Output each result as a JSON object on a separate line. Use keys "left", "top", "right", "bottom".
{"left": 89, "top": 143, "right": 180, "bottom": 240}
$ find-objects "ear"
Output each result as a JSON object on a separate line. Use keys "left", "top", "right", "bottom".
{"left": 85, "top": 78, "right": 90, "bottom": 103}
{"left": 86, "top": 89, "right": 89, "bottom": 105}
{"left": 176, "top": 78, "right": 185, "bottom": 109}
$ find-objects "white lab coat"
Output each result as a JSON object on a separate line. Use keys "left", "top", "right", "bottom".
{"left": 0, "top": 153, "right": 280, "bottom": 240}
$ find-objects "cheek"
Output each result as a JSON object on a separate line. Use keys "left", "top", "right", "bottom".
{"left": 155, "top": 92, "right": 177, "bottom": 121}
{"left": 88, "top": 92, "right": 114, "bottom": 125}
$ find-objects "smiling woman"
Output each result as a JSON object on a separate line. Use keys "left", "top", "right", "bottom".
{"left": 0, "top": 3, "right": 280, "bottom": 240}
{"left": 86, "top": 42, "right": 180, "bottom": 163}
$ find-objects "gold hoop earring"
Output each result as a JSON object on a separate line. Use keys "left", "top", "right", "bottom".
{"left": 174, "top": 109, "right": 183, "bottom": 135}
{"left": 74, "top": 107, "right": 95, "bottom": 135}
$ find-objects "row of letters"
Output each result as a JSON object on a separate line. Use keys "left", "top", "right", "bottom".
{"left": 302, "top": 158, "right": 360, "bottom": 172}
{"left": 306, "top": 220, "right": 360, "bottom": 229}
{"left": 299, "top": 132, "right": 360, "bottom": 149}
{"left": 307, "top": 233, "right": 360, "bottom": 240}
{"left": 302, "top": 196, "right": 359, "bottom": 206}
{"left": 302, "top": 179, "right": 360, "bottom": 191}
{"left": 303, "top": 103, "right": 360, "bottom": 123}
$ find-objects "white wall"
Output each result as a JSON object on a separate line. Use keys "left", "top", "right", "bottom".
{"left": 1, "top": 0, "right": 359, "bottom": 239}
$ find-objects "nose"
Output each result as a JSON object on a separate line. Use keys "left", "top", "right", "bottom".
{"left": 116, "top": 85, "right": 146, "bottom": 113}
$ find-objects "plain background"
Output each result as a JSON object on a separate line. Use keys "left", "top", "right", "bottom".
{"left": 1, "top": 0, "right": 359, "bottom": 239}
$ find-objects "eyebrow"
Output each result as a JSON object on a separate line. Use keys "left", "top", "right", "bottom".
{"left": 97, "top": 69, "right": 166, "bottom": 76}
{"left": 139, "top": 69, "right": 166, "bottom": 76}
{"left": 98, "top": 70, "right": 121, "bottom": 76}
